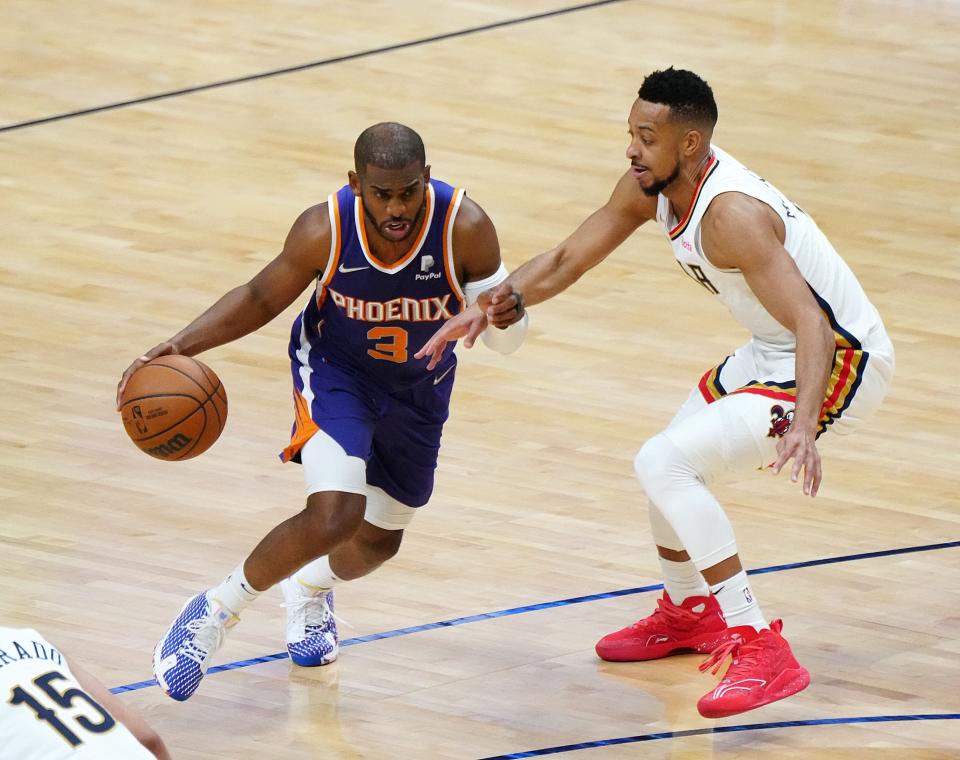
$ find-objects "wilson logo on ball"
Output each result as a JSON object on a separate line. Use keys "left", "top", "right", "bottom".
{"left": 146, "top": 433, "right": 194, "bottom": 458}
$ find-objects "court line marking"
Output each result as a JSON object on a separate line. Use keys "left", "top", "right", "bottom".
{"left": 476, "top": 714, "right": 960, "bottom": 758}
{"left": 0, "top": 0, "right": 627, "bottom": 134}
{"left": 111, "top": 538, "right": 959, "bottom": 694}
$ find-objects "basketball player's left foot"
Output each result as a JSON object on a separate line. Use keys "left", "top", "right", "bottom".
{"left": 281, "top": 577, "right": 338, "bottom": 666}
{"left": 696, "top": 619, "right": 810, "bottom": 718}
{"left": 153, "top": 591, "right": 238, "bottom": 701}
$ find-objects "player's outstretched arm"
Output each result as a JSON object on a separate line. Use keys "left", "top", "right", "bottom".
{"left": 417, "top": 171, "right": 653, "bottom": 367}
{"left": 484, "top": 170, "right": 654, "bottom": 329}
{"left": 68, "top": 657, "right": 171, "bottom": 759}
{"left": 701, "top": 193, "right": 835, "bottom": 496}
{"left": 117, "top": 205, "right": 330, "bottom": 407}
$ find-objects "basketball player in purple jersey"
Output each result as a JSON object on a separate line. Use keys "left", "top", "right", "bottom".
{"left": 420, "top": 69, "right": 894, "bottom": 718}
{"left": 117, "top": 123, "right": 527, "bottom": 701}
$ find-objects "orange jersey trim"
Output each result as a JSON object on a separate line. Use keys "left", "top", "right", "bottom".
{"left": 442, "top": 187, "right": 466, "bottom": 311}
{"left": 316, "top": 194, "right": 343, "bottom": 309}
{"left": 280, "top": 387, "right": 320, "bottom": 463}
{"left": 357, "top": 187, "right": 434, "bottom": 272}
{"left": 669, "top": 153, "right": 719, "bottom": 241}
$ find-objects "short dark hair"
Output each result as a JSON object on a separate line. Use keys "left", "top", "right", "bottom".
{"left": 353, "top": 122, "right": 426, "bottom": 174}
{"left": 637, "top": 68, "right": 718, "bottom": 129}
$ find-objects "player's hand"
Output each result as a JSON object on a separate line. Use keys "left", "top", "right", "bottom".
{"left": 771, "top": 426, "right": 822, "bottom": 496}
{"left": 116, "top": 342, "right": 179, "bottom": 410}
{"left": 482, "top": 283, "right": 525, "bottom": 329}
{"left": 415, "top": 304, "right": 488, "bottom": 370}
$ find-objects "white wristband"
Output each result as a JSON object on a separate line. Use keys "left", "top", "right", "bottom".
{"left": 463, "top": 263, "right": 528, "bottom": 355}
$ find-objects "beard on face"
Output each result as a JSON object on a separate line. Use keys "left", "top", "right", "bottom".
{"left": 640, "top": 162, "right": 681, "bottom": 197}
{"left": 363, "top": 195, "right": 427, "bottom": 242}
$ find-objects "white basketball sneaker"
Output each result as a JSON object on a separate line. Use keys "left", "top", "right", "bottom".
{"left": 153, "top": 591, "right": 238, "bottom": 701}
{"left": 280, "top": 577, "right": 339, "bottom": 667}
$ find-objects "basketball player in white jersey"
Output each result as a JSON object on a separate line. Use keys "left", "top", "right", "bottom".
{"left": 0, "top": 626, "right": 170, "bottom": 759}
{"left": 418, "top": 67, "right": 894, "bottom": 718}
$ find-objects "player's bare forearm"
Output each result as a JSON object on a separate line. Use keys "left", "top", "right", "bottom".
{"left": 791, "top": 314, "right": 836, "bottom": 433}
{"left": 504, "top": 245, "right": 586, "bottom": 307}
{"left": 490, "top": 184, "right": 651, "bottom": 325}
{"left": 118, "top": 207, "right": 324, "bottom": 408}
{"left": 771, "top": 313, "right": 833, "bottom": 496}
{"left": 167, "top": 283, "right": 279, "bottom": 356}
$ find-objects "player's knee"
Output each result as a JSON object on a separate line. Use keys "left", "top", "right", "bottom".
{"left": 358, "top": 528, "right": 404, "bottom": 564}
{"left": 302, "top": 492, "right": 365, "bottom": 545}
{"left": 634, "top": 434, "right": 667, "bottom": 489}
{"left": 634, "top": 434, "right": 694, "bottom": 499}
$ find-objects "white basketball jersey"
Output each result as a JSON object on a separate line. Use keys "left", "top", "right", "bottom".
{"left": 657, "top": 145, "right": 887, "bottom": 354}
{"left": 0, "top": 627, "right": 153, "bottom": 760}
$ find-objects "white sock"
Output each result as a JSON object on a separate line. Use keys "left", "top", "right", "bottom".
{"left": 209, "top": 563, "right": 260, "bottom": 616}
{"left": 710, "top": 571, "right": 767, "bottom": 630}
{"left": 659, "top": 555, "right": 710, "bottom": 604}
{"left": 292, "top": 555, "right": 343, "bottom": 595}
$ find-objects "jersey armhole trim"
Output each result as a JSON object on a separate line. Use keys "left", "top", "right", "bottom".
{"left": 442, "top": 187, "right": 467, "bottom": 309}
{"left": 315, "top": 194, "right": 342, "bottom": 306}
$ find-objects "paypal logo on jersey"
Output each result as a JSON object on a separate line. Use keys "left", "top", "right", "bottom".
{"left": 416, "top": 254, "right": 442, "bottom": 281}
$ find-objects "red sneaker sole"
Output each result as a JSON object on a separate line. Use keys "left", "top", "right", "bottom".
{"left": 596, "top": 631, "right": 728, "bottom": 662}
{"left": 697, "top": 666, "right": 811, "bottom": 718}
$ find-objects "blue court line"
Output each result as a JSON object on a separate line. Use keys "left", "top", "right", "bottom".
{"left": 111, "top": 538, "right": 959, "bottom": 695}
{"left": 0, "top": 0, "right": 627, "bottom": 134}
{"left": 477, "top": 714, "right": 960, "bottom": 758}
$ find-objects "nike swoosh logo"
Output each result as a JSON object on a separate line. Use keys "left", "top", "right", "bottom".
{"left": 433, "top": 365, "right": 455, "bottom": 385}
{"left": 338, "top": 263, "right": 370, "bottom": 274}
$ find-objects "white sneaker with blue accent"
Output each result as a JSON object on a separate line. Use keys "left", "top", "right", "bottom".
{"left": 153, "top": 591, "right": 237, "bottom": 701}
{"left": 281, "top": 577, "right": 338, "bottom": 667}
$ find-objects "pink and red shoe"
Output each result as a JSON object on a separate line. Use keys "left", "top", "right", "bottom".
{"left": 697, "top": 619, "right": 810, "bottom": 718}
{"left": 595, "top": 592, "right": 729, "bottom": 662}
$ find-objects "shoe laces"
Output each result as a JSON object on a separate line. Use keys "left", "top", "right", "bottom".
{"left": 178, "top": 616, "right": 227, "bottom": 667}
{"left": 282, "top": 594, "right": 352, "bottom": 633}
{"left": 698, "top": 631, "right": 762, "bottom": 676}
{"left": 631, "top": 596, "right": 702, "bottom": 630}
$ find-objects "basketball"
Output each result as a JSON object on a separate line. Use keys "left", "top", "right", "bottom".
{"left": 119, "top": 355, "right": 228, "bottom": 461}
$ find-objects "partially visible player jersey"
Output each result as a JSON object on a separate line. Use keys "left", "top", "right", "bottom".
{"left": 657, "top": 145, "right": 888, "bottom": 355}
{"left": 288, "top": 178, "right": 467, "bottom": 391}
{"left": 0, "top": 627, "right": 153, "bottom": 759}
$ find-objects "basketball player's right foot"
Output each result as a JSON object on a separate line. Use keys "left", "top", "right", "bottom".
{"left": 595, "top": 592, "right": 729, "bottom": 661}
{"left": 281, "top": 577, "right": 339, "bottom": 666}
{"left": 697, "top": 619, "right": 810, "bottom": 718}
{"left": 153, "top": 591, "right": 237, "bottom": 701}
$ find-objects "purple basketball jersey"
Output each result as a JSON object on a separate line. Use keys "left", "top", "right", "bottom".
{"left": 280, "top": 180, "right": 467, "bottom": 507}
{"left": 290, "top": 179, "right": 465, "bottom": 391}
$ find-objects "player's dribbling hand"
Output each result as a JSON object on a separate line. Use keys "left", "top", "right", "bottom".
{"left": 415, "top": 303, "right": 488, "bottom": 370}
{"left": 771, "top": 427, "right": 822, "bottom": 497}
{"left": 116, "top": 342, "right": 179, "bottom": 410}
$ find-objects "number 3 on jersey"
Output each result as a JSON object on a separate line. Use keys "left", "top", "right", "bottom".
{"left": 367, "top": 326, "right": 408, "bottom": 363}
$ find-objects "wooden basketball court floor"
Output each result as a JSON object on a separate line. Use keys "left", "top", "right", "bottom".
{"left": 2, "top": 1, "right": 959, "bottom": 757}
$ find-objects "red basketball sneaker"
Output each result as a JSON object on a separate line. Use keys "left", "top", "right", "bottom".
{"left": 696, "top": 619, "right": 810, "bottom": 718}
{"left": 595, "top": 592, "right": 729, "bottom": 662}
